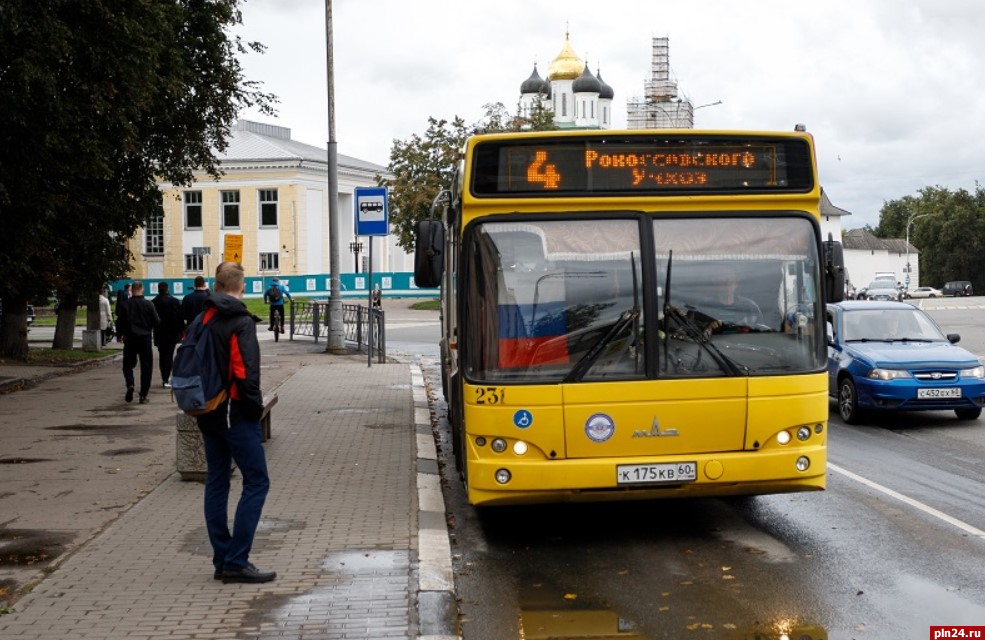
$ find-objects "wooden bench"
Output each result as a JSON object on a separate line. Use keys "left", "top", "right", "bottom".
{"left": 260, "top": 393, "right": 278, "bottom": 442}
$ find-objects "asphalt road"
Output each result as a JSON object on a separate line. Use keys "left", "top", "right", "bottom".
{"left": 414, "top": 297, "right": 985, "bottom": 640}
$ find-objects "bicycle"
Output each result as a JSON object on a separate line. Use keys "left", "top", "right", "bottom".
{"left": 271, "top": 305, "right": 284, "bottom": 342}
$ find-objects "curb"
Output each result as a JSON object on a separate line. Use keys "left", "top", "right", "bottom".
{"left": 412, "top": 364, "right": 460, "bottom": 640}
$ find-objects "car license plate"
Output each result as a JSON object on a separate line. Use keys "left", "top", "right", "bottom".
{"left": 617, "top": 462, "right": 697, "bottom": 485}
{"left": 917, "top": 387, "right": 961, "bottom": 399}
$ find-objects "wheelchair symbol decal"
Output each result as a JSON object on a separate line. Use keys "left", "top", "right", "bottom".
{"left": 513, "top": 410, "right": 533, "bottom": 429}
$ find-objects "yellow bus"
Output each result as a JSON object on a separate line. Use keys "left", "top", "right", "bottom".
{"left": 414, "top": 129, "right": 845, "bottom": 506}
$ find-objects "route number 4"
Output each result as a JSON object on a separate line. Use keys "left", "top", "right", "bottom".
{"left": 526, "top": 151, "right": 561, "bottom": 190}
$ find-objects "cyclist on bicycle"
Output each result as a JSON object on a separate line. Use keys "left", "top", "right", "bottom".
{"left": 263, "top": 277, "right": 292, "bottom": 333}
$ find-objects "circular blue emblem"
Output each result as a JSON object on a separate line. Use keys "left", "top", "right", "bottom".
{"left": 513, "top": 410, "right": 533, "bottom": 429}
{"left": 585, "top": 413, "right": 615, "bottom": 443}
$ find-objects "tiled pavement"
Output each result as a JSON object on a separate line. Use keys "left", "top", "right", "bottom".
{"left": 0, "top": 347, "right": 457, "bottom": 639}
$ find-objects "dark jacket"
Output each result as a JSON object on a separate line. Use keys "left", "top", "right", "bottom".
{"left": 181, "top": 288, "right": 210, "bottom": 328}
{"left": 120, "top": 295, "right": 159, "bottom": 338}
{"left": 195, "top": 292, "right": 263, "bottom": 427}
{"left": 152, "top": 293, "right": 183, "bottom": 346}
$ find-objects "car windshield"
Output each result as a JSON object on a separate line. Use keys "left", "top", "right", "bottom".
{"left": 841, "top": 308, "right": 947, "bottom": 342}
{"left": 867, "top": 281, "right": 897, "bottom": 290}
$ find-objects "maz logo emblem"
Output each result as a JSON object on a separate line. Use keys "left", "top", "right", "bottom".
{"left": 633, "top": 418, "right": 679, "bottom": 438}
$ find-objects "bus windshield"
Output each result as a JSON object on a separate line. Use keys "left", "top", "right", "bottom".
{"left": 463, "top": 215, "right": 824, "bottom": 382}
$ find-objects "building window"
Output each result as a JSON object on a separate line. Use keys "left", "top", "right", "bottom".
{"left": 221, "top": 190, "right": 240, "bottom": 228}
{"left": 561, "top": 94, "right": 567, "bottom": 117}
{"left": 259, "top": 189, "right": 278, "bottom": 227}
{"left": 184, "top": 253, "right": 204, "bottom": 272}
{"left": 259, "top": 252, "right": 279, "bottom": 271}
{"left": 145, "top": 212, "right": 164, "bottom": 255}
{"left": 184, "top": 191, "right": 202, "bottom": 229}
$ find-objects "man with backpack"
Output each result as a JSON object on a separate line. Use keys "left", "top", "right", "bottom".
{"left": 263, "top": 277, "right": 291, "bottom": 333}
{"left": 188, "top": 261, "right": 274, "bottom": 584}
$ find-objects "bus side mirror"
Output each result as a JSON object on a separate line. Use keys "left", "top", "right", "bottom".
{"left": 823, "top": 237, "right": 845, "bottom": 303}
{"left": 413, "top": 219, "right": 444, "bottom": 288}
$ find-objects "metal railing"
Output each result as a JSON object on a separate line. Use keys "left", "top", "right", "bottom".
{"left": 288, "top": 300, "right": 385, "bottom": 361}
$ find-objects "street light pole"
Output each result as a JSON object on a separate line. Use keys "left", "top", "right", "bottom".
{"left": 905, "top": 212, "right": 930, "bottom": 288}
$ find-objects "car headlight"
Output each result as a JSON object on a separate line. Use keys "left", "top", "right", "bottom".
{"left": 961, "top": 365, "right": 985, "bottom": 379}
{"left": 868, "top": 368, "right": 912, "bottom": 381}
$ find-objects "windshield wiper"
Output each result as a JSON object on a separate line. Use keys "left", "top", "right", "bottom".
{"left": 663, "top": 305, "right": 746, "bottom": 376}
{"left": 564, "top": 253, "right": 642, "bottom": 383}
{"left": 563, "top": 308, "right": 640, "bottom": 382}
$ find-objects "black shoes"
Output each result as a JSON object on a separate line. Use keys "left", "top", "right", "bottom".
{"left": 139, "top": 396, "right": 149, "bottom": 404}
{"left": 125, "top": 387, "right": 134, "bottom": 403}
{"left": 221, "top": 563, "right": 276, "bottom": 584}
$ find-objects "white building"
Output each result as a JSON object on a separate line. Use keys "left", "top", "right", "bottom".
{"left": 519, "top": 32, "right": 613, "bottom": 130}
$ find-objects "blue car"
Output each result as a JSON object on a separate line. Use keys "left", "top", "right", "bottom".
{"left": 826, "top": 301, "right": 985, "bottom": 424}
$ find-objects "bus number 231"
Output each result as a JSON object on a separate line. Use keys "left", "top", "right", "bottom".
{"left": 475, "top": 387, "right": 505, "bottom": 405}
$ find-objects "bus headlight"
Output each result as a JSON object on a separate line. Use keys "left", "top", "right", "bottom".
{"left": 491, "top": 438, "right": 507, "bottom": 453}
{"left": 796, "top": 456, "right": 810, "bottom": 472}
{"left": 512, "top": 441, "right": 528, "bottom": 455}
{"left": 777, "top": 430, "right": 791, "bottom": 445}
{"left": 495, "top": 468, "right": 512, "bottom": 484}
{"left": 796, "top": 426, "right": 812, "bottom": 441}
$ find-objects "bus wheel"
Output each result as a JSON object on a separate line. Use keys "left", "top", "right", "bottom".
{"left": 838, "top": 377, "right": 863, "bottom": 424}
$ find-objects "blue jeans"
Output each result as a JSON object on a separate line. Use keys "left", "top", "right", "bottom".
{"left": 198, "top": 417, "right": 270, "bottom": 572}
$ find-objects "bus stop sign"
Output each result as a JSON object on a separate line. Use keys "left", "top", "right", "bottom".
{"left": 354, "top": 187, "right": 389, "bottom": 237}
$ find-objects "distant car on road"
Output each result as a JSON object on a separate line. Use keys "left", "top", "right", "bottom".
{"left": 826, "top": 301, "right": 985, "bottom": 424}
{"left": 905, "top": 286, "right": 942, "bottom": 299}
{"left": 941, "top": 280, "right": 974, "bottom": 297}
{"left": 859, "top": 280, "right": 901, "bottom": 301}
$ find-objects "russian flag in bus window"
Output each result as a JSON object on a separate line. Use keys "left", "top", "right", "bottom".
{"left": 498, "top": 301, "right": 569, "bottom": 368}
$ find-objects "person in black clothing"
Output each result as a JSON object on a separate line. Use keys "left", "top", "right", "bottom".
{"left": 114, "top": 283, "right": 131, "bottom": 343}
{"left": 181, "top": 275, "right": 210, "bottom": 329}
{"left": 196, "top": 261, "right": 275, "bottom": 584}
{"left": 119, "top": 281, "right": 159, "bottom": 404}
{"left": 152, "top": 282, "right": 183, "bottom": 388}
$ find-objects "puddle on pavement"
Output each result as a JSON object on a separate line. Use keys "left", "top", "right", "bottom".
{"left": 233, "top": 549, "right": 411, "bottom": 638}
{"left": 516, "top": 581, "right": 827, "bottom": 640}
{"left": 0, "top": 529, "right": 74, "bottom": 567}
{"left": 101, "top": 447, "right": 153, "bottom": 456}
{"left": 365, "top": 423, "right": 404, "bottom": 430}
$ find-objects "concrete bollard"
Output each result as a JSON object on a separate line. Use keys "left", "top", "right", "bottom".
{"left": 175, "top": 412, "right": 207, "bottom": 482}
{"left": 81, "top": 329, "right": 101, "bottom": 352}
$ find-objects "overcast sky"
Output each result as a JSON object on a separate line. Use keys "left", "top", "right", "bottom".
{"left": 234, "top": 0, "right": 985, "bottom": 230}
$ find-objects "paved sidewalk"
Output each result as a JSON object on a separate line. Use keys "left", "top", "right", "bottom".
{"left": 0, "top": 308, "right": 457, "bottom": 639}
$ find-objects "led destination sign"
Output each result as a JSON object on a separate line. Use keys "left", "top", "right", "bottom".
{"left": 471, "top": 135, "right": 814, "bottom": 196}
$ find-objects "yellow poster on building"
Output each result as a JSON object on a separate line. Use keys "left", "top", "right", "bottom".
{"left": 223, "top": 234, "right": 244, "bottom": 264}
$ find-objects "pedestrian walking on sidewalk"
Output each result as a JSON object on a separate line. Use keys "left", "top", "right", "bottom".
{"left": 152, "top": 282, "right": 183, "bottom": 388}
{"left": 114, "top": 283, "right": 131, "bottom": 343}
{"left": 98, "top": 291, "right": 113, "bottom": 346}
{"left": 181, "top": 275, "right": 210, "bottom": 330}
{"left": 119, "top": 281, "right": 159, "bottom": 404}
{"left": 196, "top": 261, "right": 275, "bottom": 584}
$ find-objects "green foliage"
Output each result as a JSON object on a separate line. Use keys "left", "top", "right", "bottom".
{"left": 877, "top": 185, "right": 985, "bottom": 292}
{"left": 380, "top": 103, "right": 557, "bottom": 252}
{"left": 0, "top": 0, "right": 274, "bottom": 358}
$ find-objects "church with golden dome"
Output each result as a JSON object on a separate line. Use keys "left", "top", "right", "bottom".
{"left": 519, "top": 31, "right": 614, "bottom": 129}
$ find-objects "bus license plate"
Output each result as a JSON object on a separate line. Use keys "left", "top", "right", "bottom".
{"left": 617, "top": 462, "right": 697, "bottom": 485}
{"left": 917, "top": 387, "right": 961, "bottom": 399}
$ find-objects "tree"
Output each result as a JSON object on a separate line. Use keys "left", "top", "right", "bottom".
{"left": 876, "top": 185, "right": 985, "bottom": 293}
{"left": 0, "top": 0, "right": 274, "bottom": 358}
{"left": 381, "top": 104, "right": 556, "bottom": 252}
